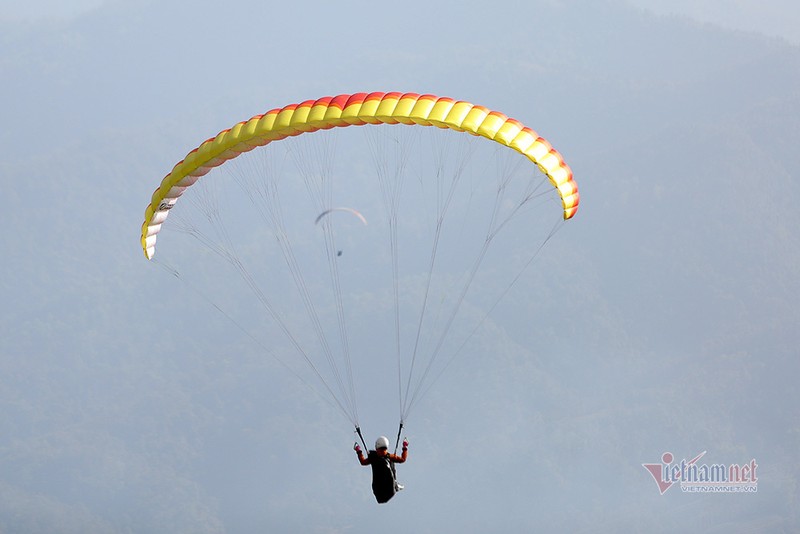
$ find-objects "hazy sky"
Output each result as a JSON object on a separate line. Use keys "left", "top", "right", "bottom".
{"left": 3, "top": 0, "right": 799, "bottom": 44}
{"left": 627, "top": 0, "right": 800, "bottom": 44}
{"left": 1, "top": 0, "right": 798, "bottom": 532}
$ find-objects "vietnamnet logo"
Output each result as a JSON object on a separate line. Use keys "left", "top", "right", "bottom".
{"left": 642, "top": 451, "right": 758, "bottom": 494}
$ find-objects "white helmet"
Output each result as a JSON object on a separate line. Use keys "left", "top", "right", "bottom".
{"left": 375, "top": 436, "right": 390, "bottom": 449}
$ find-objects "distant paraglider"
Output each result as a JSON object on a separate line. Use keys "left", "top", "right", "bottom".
{"left": 316, "top": 208, "right": 366, "bottom": 259}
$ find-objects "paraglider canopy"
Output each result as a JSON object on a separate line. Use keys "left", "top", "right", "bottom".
{"left": 315, "top": 207, "right": 368, "bottom": 226}
{"left": 142, "top": 92, "right": 578, "bottom": 260}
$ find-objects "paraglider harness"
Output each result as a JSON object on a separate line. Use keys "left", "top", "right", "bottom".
{"left": 356, "top": 422, "right": 404, "bottom": 504}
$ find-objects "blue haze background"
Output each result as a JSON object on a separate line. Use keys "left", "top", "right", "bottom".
{"left": 1, "top": 0, "right": 798, "bottom": 532}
